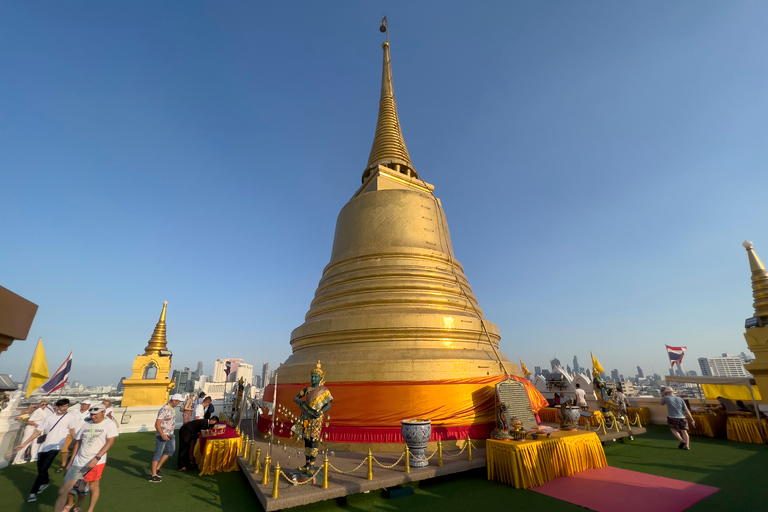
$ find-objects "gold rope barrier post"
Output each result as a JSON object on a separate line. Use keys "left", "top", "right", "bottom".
{"left": 244, "top": 436, "right": 251, "bottom": 460}
{"left": 467, "top": 436, "right": 472, "bottom": 461}
{"left": 636, "top": 413, "right": 643, "bottom": 429}
{"left": 271, "top": 462, "right": 280, "bottom": 499}
{"left": 404, "top": 445, "right": 410, "bottom": 473}
{"left": 261, "top": 454, "right": 271, "bottom": 485}
{"left": 253, "top": 447, "right": 262, "bottom": 474}
{"left": 249, "top": 441, "right": 256, "bottom": 465}
{"left": 322, "top": 453, "right": 330, "bottom": 489}
{"left": 437, "top": 440, "right": 443, "bottom": 467}
{"left": 367, "top": 448, "right": 373, "bottom": 480}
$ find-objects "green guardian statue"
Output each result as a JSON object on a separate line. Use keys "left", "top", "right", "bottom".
{"left": 293, "top": 361, "right": 332, "bottom": 475}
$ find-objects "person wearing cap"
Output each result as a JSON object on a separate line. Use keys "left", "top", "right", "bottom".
{"left": 15, "top": 399, "right": 77, "bottom": 503}
{"left": 57, "top": 399, "right": 92, "bottom": 473}
{"left": 54, "top": 402, "right": 119, "bottom": 512}
{"left": 148, "top": 394, "right": 182, "bottom": 483}
{"left": 660, "top": 387, "right": 696, "bottom": 450}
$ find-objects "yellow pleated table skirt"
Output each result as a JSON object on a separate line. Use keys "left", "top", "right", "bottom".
{"left": 626, "top": 407, "right": 650, "bottom": 425}
{"left": 689, "top": 411, "right": 727, "bottom": 438}
{"left": 487, "top": 431, "right": 607, "bottom": 489}
{"left": 726, "top": 416, "right": 768, "bottom": 444}
{"left": 192, "top": 436, "right": 243, "bottom": 475}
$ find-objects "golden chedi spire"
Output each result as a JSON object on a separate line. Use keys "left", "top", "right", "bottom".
{"left": 362, "top": 18, "right": 418, "bottom": 183}
{"left": 143, "top": 301, "right": 169, "bottom": 355}
{"left": 743, "top": 241, "right": 768, "bottom": 321}
{"left": 279, "top": 19, "right": 517, "bottom": 386}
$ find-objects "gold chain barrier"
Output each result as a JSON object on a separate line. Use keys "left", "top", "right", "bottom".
{"left": 371, "top": 450, "right": 405, "bottom": 469}
{"left": 255, "top": 435, "right": 482, "bottom": 497}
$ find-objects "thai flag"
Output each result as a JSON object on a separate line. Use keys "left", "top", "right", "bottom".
{"left": 665, "top": 345, "right": 687, "bottom": 367}
{"left": 224, "top": 361, "right": 231, "bottom": 377}
{"left": 39, "top": 351, "right": 73, "bottom": 395}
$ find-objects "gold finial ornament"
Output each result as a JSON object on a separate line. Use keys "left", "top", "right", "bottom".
{"left": 743, "top": 241, "right": 768, "bottom": 320}
{"left": 363, "top": 17, "right": 418, "bottom": 183}
{"left": 143, "top": 301, "right": 169, "bottom": 355}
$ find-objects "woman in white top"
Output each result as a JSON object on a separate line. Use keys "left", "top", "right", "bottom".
{"left": 13, "top": 402, "right": 42, "bottom": 464}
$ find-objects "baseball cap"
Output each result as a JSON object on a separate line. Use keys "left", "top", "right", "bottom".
{"left": 170, "top": 393, "right": 184, "bottom": 401}
{"left": 81, "top": 399, "right": 92, "bottom": 405}
{"left": 88, "top": 404, "right": 107, "bottom": 414}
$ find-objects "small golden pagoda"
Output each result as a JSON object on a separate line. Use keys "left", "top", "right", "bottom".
{"left": 264, "top": 23, "right": 544, "bottom": 444}
{"left": 121, "top": 301, "right": 174, "bottom": 407}
{"left": 742, "top": 241, "right": 768, "bottom": 401}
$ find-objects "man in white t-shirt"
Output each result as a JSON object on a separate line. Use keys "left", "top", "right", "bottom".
{"left": 574, "top": 383, "right": 588, "bottom": 410}
{"left": 54, "top": 403, "right": 119, "bottom": 512}
{"left": 59, "top": 399, "right": 91, "bottom": 472}
{"left": 193, "top": 396, "right": 211, "bottom": 420}
{"left": 14, "top": 398, "right": 77, "bottom": 503}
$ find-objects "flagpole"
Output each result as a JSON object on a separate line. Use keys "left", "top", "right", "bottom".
{"left": 20, "top": 338, "right": 42, "bottom": 398}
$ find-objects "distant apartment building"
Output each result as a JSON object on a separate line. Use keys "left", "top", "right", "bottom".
{"left": 262, "top": 362, "right": 270, "bottom": 388}
{"left": 171, "top": 367, "right": 197, "bottom": 394}
{"left": 698, "top": 354, "right": 750, "bottom": 378}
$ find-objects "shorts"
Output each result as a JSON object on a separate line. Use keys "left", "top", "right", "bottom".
{"left": 667, "top": 417, "right": 688, "bottom": 431}
{"left": 65, "top": 463, "right": 105, "bottom": 483}
{"left": 153, "top": 433, "right": 175, "bottom": 460}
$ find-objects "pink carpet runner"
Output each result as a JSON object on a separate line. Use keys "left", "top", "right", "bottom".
{"left": 530, "top": 466, "right": 718, "bottom": 512}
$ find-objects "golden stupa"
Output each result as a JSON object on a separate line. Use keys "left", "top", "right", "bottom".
{"left": 121, "top": 301, "right": 175, "bottom": 407}
{"left": 742, "top": 241, "right": 768, "bottom": 402}
{"left": 266, "top": 23, "right": 540, "bottom": 444}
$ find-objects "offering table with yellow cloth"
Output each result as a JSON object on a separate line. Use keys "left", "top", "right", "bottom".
{"left": 192, "top": 426, "right": 243, "bottom": 475}
{"left": 688, "top": 410, "right": 727, "bottom": 438}
{"left": 726, "top": 415, "right": 768, "bottom": 444}
{"left": 487, "top": 430, "right": 607, "bottom": 489}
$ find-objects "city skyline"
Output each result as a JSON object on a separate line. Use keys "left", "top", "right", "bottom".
{"left": 2, "top": 2, "right": 766, "bottom": 386}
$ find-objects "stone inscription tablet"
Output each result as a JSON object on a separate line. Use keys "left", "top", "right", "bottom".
{"left": 496, "top": 379, "right": 537, "bottom": 430}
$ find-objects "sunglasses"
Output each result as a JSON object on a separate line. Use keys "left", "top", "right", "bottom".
{"left": 88, "top": 407, "right": 105, "bottom": 413}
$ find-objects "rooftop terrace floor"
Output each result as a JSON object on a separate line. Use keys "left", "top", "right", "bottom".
{"left": 1, "top": 425, "right": 765, "bottom": 511}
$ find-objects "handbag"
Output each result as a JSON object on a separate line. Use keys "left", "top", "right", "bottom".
{"left": 37, "top": 414, "right": 66, "bottom": 444}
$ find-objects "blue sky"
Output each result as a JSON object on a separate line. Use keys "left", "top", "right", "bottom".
{"left": 2, "top": 2, "right": 766, "bottom": 386}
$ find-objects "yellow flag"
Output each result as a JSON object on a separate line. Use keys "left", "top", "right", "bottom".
{"left": 519, "top": 359, "right": 532, "bottom": 376}
{"left": 590, "top": 352, "right": 604, "bottom": 375}
{"left": 25, "top": 338, "right": 49, "bottom": 398}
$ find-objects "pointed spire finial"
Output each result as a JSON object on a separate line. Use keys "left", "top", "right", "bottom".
{"left": 143, "top": 301, "right": 170, "bottom": 355}
{"left": 743, "top": 241, "right": 768, "bottom": 320}
{"left": 362, "top": 17, "right": 419, "bottom": 183}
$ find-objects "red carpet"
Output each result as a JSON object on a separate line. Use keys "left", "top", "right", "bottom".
{"left": 530, "top": 466, "right": 718, "bottom": 512}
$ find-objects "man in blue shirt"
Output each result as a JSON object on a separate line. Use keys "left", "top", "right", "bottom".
{"left": 660, "top": 387, "right": 696, "bottom": 450}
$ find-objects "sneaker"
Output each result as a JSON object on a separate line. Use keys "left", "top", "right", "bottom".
{"left": 156, "top": 469, "right": 162, "bottom": 477}
{"left": 148, "top": 476, "right": 162, "bottom": 483}
{"left": 678, "top": 442, "right": 686, "bottom": 449}
{"left": 27, "top": 494, "right": 37, "bottom": 502}
{"left": 37, "top": 483, "right": 49, "bottom": 494}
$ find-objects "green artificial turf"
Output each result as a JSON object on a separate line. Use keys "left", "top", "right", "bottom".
{"left": 1, "top": 426, "right": 766, "bottom": 512}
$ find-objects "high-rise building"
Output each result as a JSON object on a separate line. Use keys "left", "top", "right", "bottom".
{"left": 611, "top": 369, "right": 620, "bottom": 382}
{"left": 212, "top": 358, "right": 253, "bottom": 385}
{"left": 262, "top": 362, "right": 270, "bottom": 387}
{"left": 573, "top": 356, "right": 580, "bottom": 375}
{"left": 636, "top": 366, "right": 644, "bottom": 378}
{"left": 197, "top": 361, "right": 204, "bottom": 378}
{"left": 534, "top": 366, "right": 541, "bottom": 377}
{"left": 171, "top": 367, "right": 196, "bottom": 393}
{"left": 550, "top": 357, "right": 561, "bottom": 371}
{"left": 698, "top": 355, "right": 750, "bottom": 378}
